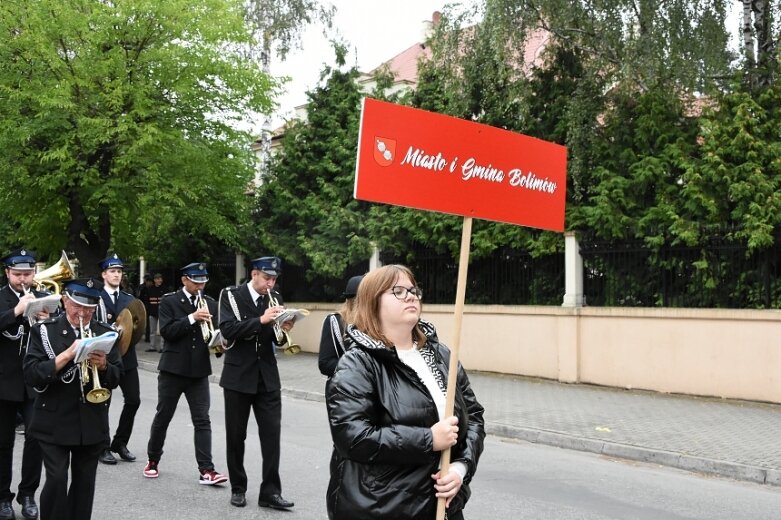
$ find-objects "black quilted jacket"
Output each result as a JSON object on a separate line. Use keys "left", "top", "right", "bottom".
{"left": 326, "top": 320, "right": 485, "bottom": 520}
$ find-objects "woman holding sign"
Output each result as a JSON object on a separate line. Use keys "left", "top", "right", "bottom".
{"left": 325, "top": 265, "right": 485, "bottom": 520}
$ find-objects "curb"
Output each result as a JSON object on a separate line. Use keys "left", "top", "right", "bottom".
{"left": 136, "top": 360, "right": 779, "bottom": 487}
{"left": 486, "top": 423, "right": 779, "bottom": 486}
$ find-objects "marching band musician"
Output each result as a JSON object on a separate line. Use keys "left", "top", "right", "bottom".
{"left": 0, "top": 249, "right": 47, "bottom": 520}
{"left": 219, "top": 256, "right": 295, "bottom": 510}
{"left": 95, "top": 254, "right": 140, "bottom": 465}
{"left": 143, "top": 263, "right": 228, "bottom": 486}
{"left": 23, "top": 278, "right": 122, "bottom": 520}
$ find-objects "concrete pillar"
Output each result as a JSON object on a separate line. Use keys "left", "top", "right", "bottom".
{"left": 235, "top": 253, "right": 246, "bottom": 286}
{"left": 369, "top": 243, "right": 382, "bottom": 271}
{"left": 562, "top": 232, "right": 585, "bottom": 307}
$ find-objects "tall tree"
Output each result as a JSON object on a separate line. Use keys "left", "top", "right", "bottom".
{"left": 255, "top": 43, "right": 368, "bottom": 278}
{"left": 740, "top": 0, "right": 778, "bottom": 88}
{"left": 242, "top": 0, "right": 335, "bottom": 183}
{"left": 0, "top": 0, "right": 276, "bottom": 271}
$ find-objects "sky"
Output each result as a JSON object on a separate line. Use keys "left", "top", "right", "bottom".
{"left": 269, "top": 1, "right": 744, "bottom": 128}
{"left": 269, "top": 0, "right": 450, "bottom": 127}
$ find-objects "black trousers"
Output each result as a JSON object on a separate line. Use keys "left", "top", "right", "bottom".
{"left": 224, "top": 387, "right": 281, "bottom": 496}
{"left": 110, "top": 368, "right": 140, "bottom": 450}
{"left": 0, "top": 398, "right": 41, "bottom": 501}
{"left": 38, "top": 440, "right": 102, "bottom": 520}
{"left": 147, "top": 372, "right": 214, "bottom": 471}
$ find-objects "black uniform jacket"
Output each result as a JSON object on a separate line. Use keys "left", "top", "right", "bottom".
{"left": 23, "top": 315, "right": 122, "bottom": 446}
{"left": 218, "top": 284, "right": 282, "bottom": 394}
{"left": 326, "top": 320, "right": 486, "bottom": 520}
{"left": 0, "top": 284, "right": 52, "bottom": 402}
{"left": 157, "top": 289, "right": 217, "bottom": 379}
{"left": 97, "top": 289, "right": 138, "bottom": 371}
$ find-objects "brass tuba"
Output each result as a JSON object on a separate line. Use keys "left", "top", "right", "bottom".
{"left": 267, "top": 290, "right": 301, "bottom": 355}
{"left": 34, "top": 250, "right": 76, "bottom": 294}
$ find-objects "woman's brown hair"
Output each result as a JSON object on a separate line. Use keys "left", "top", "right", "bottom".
{"left": 351, "top": 265, "right": 425, "bottom": 347}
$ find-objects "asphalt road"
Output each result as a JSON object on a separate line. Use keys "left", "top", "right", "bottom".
{"left": 12, "top": 369, "right": 781, "bottom": 519}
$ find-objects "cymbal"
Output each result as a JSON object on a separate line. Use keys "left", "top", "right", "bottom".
{"left": 114, "top": 308, "right": 133, "bottom": 356}
{"left": 126, "top": 298, "right": 147, "bottom": 348}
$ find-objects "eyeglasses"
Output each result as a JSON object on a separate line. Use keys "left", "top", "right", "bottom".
{"left": 388, "top": 285, "right": 423, "bottom": 301}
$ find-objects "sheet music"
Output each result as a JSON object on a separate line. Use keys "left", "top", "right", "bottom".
{"left": 74, "top": 331, "right": 118, "bottom": 363}
{"left": 275, "top": 308, "right": 309, "bottom": 325}
{"left": 208, "top": 328, "right": 225, "bottom": 354}
{"left": 23, "top": 295, "right": 61, "bottom": 321}
{"left": 208, "top": 328, "right": 224, "bottom": 348}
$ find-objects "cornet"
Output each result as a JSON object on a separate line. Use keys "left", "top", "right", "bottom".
{"left": 266, "top": 290, "right": 301, "bottom": 355}
{"left": 195, "top": 290, "right": 215, "bottom": 344}
{"left": 79, "top": 317, "right": 111, "bottom": 404}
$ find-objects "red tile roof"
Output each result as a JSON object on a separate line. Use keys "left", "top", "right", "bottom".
{"left": 366, "top": 42, "right": 432, "bottom": 86}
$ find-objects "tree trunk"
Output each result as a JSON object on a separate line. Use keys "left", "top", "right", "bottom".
{"left": 742, "top": 0, "right": 755, "bottom": 68}
{"left": 67, "top": 192, "right": 110, "bottom": 277}
{"left": 753, "top": 0, "right": 774, "bottom": 86}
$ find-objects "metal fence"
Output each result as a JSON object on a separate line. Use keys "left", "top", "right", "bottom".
{"left": 138, "top": 230, "right": 781, "bottom": 309}
{"left": 380, "top": 248, "right": 564, "bottom": 305}
{"left": 262, "top": 247, "right": 565, "bottom": 305}
{"left": 580, "top": 232, "right": 781, "bottom": 308}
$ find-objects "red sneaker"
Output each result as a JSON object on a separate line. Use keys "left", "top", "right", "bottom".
{"left": 199, "top": 469, "right": 227, "bottom": 485}
{"left": 143, "top": 460, "right": 159, "bottom": 478}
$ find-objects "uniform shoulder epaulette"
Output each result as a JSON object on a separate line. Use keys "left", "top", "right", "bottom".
{"left": 203, "top": 293, "right": 216, "bottom": 301}
{"left": 120, "top": 289, "right": 134, "bottom": 297}
{"left": 39, "top": 316, "right": 58, "bottom": 325}
{"left": 161, "top": 291, "right": 177, "bottom": 299}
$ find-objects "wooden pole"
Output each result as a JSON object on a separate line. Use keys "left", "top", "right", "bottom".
{"left": 435, "top": 216, "right": 472, "bottom": 520}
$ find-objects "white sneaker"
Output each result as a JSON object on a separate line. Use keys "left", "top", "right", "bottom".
{"left": 143, "top": 460, "right": 159, "bottom": 478}
{"left": 199, "top": 469, "right": 227, "bottom": 485}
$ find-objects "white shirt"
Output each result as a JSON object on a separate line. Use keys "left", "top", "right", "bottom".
{"left": 396, "top": 346, "right": 446, "bottom": 419}
{"left": 396, "top": 345, "right": 467, "bottom": 481}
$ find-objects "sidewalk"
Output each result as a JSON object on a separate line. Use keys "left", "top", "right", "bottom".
{"left": 135, "top": 342, "right": 781, "bottom": 486}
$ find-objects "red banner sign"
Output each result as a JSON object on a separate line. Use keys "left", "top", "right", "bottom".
{"left": 355, "top": 98, "right": 567, "bottom": 231}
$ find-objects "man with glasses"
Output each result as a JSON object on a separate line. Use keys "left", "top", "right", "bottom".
{"left": 219, "top": 256, "right": 295, "bottom": 510}
{"left": 23, "top": 277, "right": 122, "bottom": 520}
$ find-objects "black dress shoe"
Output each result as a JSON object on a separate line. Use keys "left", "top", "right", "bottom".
{"left": 0, "top": 499, "right": 14, "bottom": 520}
{"left": 258, "top": 494, "right": 294, "bottom": 510}
{"left": 17, "top": 496, "right": 37, "bottom": 520}
{"left": 113, "top": 445, "right": 136, "bottom": 462}
{"left": 98, "top": 449, "right": 117, "bottom": 465}
{"left": 230, "top": 492, "right": 246, "bottom": 507}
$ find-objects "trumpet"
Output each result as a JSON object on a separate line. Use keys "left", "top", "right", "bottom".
{"left": 195, "top": 290, "right": 215, "bottom": 344}
{"left": 79, "top": 317, "right": 111, "bottom": 404}
{"left": 266, "top": 290, "right": 301, "bottom": 355}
